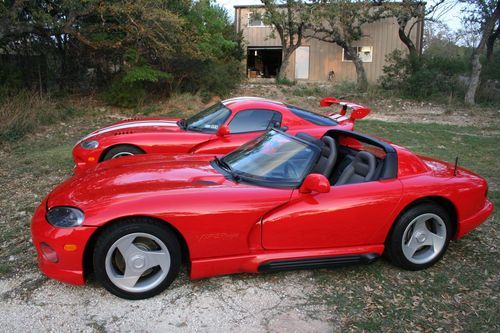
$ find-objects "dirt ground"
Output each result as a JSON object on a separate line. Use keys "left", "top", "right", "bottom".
{"left": 0, "top": 83, "right": 498, "bottom": 332}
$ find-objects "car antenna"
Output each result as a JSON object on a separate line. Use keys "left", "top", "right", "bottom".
{"left": 453, "top": 156, "right": 459, "bottom": 176}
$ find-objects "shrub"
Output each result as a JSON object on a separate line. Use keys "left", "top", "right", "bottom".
{"left": 0, "top": 64, "right": 24, "bottom": 99}
{"left": 379, "top": 50, "right": 411, "bottom": 90}
{"left": 0, "top": 92, "right": 79, "bottom": 142}
{"left": 103, "top": 52, "right": 172, "bottom": 108}
{"left": 379, "top": 50, "right": 465, "bottom": 100}
{"left": 103, "top": 78, "right": 148, "bottom": 108}
{"left": 275, "top": 76, "right": 296, "bottom": 86}
{"left": 197, "top": 60, "right": 243, "bottom": 97}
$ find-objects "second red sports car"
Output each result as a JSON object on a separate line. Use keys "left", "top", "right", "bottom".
{"left": 33, "top": 129, "right": 492, "bottom": 299}
{"left": 72, "top": 96, "right": 370, "bottom": 174}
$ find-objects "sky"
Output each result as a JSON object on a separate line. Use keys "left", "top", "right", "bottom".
{"left": 215, "top": 0, "right": 466, "bottom": 32}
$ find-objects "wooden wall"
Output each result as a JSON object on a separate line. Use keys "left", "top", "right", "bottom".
{"left": 235, "top": 6, "right": 422, "bottom": 83}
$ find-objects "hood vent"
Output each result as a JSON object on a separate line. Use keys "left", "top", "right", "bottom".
{"left": 113, "top": 131, "right": 135, "bottom": 136}
{"left": 123, "top": 117, "right": 146, "bottom": 122}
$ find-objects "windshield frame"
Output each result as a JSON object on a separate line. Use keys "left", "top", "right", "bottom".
{"left": 184, "top": 102, "right": 232, "bottom": 133}
{"left": 211, "top": 130, "right": 321, "bottom": 188}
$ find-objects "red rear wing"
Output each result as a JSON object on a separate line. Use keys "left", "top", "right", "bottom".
{"left": 320, "top": 97, "right": 371, "bottom": 121}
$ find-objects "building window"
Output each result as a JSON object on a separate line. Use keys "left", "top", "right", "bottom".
{"left": 342, "top": 46, "right": 373, "bottom": 62}
{"left": 248, "top": 12, "right": 266, "bottom": 27}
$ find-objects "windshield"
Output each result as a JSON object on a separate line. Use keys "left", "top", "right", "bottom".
{"left": 220, "top": 130, "right": 320, "bottom": 186}
{"left": 185, "top": 103, "right": 231, "bottom": 133}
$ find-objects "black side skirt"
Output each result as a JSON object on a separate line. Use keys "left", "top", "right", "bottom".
{"left": 258, "top": 253, "right": 379, "bottom": 273}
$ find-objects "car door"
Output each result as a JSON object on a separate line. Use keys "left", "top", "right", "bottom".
{"left": 192, "top": 109, "right": 282, "bottom": 154}
{"left": 261, "top": 179, "right": 403, "bottom": 250}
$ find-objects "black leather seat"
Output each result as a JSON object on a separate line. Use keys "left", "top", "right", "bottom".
{"left": 335, "top": 151, "right": 376, "bottom": 185}
{"left": 296, "top": 133, "right": 337, "bottom": 177}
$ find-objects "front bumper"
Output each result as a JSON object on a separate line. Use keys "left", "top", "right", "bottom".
{"left": 31, "top": 198, "right": 97, "bottom": 285}
{"left": 455, "top": 199, "right": 494, "bottom": 239}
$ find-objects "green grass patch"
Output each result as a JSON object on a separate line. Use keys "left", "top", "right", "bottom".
{"left": 357, "top": 120, "right": 499, "bottom": 186}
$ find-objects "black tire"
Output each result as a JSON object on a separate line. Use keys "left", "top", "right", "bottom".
{"left": 385, "top": 203, "right": 452, "bottom": 271}
{"left": 93, "top": 219, "right": 181, "bottom": 300}
{"left": 102, "top": 145, "right": 144, "bottom": 161}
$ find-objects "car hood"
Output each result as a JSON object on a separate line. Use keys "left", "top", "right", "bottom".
{"left": 77, "top": 117, "right": 183, "bottom": 143}
{"left": 47, "top": 154, "right": 229, "bottom": 209}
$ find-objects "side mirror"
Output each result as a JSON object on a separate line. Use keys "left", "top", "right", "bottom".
{"left": 216, "top": 125, "right": 230, "bottom": 137}
{"left": 299, "top": 174, "right": 330, "bottom": 194}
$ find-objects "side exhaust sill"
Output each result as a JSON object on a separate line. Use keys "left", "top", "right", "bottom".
{"left": 258, "top": 253, "right": 379, "bottom": 273}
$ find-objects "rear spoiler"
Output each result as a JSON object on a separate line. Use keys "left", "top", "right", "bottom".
{"left": 320, "top": 97, "right": 371, "bottom": 121}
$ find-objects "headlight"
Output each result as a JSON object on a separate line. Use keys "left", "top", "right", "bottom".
{"left": 46, "top": 207, "right": 85, "bottom": 228}
{"left": 80, "top": 140, "right": 99, "bottom": 149}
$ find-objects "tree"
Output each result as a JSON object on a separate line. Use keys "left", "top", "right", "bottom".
{"left": 0, "top": 0, "right": 242, "bottom": 100}
{"left": 486, "top": 23, "right": 500, "bottom": 62}
{"left": 310, "top": 0, "right": 381, "bottom": 91}
{"left": 461, "top": 0, "right": 500, "bottom": 105}
{"left": 377, "top": 0, "right": 454, "bottom": 73}
{"left": 260, "top": 0, "right": 313, "bottom": 80}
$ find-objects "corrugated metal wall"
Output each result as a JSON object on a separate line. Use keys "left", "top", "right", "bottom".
{"left": 236, "top": 7, "right": 422, "bottom": 82}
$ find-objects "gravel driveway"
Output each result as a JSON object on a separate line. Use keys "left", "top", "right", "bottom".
{"left": 1, "top": 269, "right": 338, "bottom": 332}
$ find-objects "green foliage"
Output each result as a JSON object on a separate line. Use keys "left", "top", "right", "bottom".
{"left": 0, "top": 63, "right": 24, "bottom": 99}
{"left": 481, "top": 49, "right": 500, "bottom": 82}
{"left": 103, "top": 78, "right": 147, "bottom": 108}
{"left": 275, "top": 76, "right": 296, "bottom": 86}
{"left": 122, "top": 66, "right": 171, "bottom": 84}
{"left": 0, "top": 0, "right": 242, "bottom": 103}
{"left": 197, "top": 60, "right": 243, "bottom": 97}
{"left": 379, "top": 50, "right": 466, "bottom": 100}
{"left": 379, "top": 50, "right": 410, "bottom": 90}
{"left": 477, "top": 50, "right": 500, "bottom": 103}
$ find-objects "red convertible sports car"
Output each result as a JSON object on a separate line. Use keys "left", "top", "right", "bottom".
{"left": 32, "top": 129, "right": 493, "bottom": 299}
{"left": 72, "top": 96, "right": 370, "bottom": 174}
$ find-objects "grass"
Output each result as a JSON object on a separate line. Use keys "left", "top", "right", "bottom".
{"left": 0, "top": 102, "right": 498, "bottom": 331}
{"left": 357, "top": 120, "right": 499, "bottom": 187}
{"left": 0, "top": 91, "right": 82, "bottom": 142}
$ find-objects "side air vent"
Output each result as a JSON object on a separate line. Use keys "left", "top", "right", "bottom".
{"left": 194, "top": 180, "right": 219, "bottom": 185}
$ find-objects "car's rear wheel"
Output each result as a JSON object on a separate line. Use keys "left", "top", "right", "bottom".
{"left": 386, "top": 203, "right": 451, "bottom": 270}
{"left": 93, "top": 220, "right": 181, "bottom": 299}
{"left": 102, "top": 145, "right": 144, "bottom": 161}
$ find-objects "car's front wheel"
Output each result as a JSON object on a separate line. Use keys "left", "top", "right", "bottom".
{"left": 93, "top": 219, "right": 181, "bottom": 299}
{"left": 102, "top": 145, "right": 144, "bottom": 161}
{"left": 386, "top": 203, "right": 451, "bottom": 270}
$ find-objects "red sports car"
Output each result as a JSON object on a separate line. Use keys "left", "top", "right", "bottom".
{"left": 72, "top": 96, "right": 370, "bottom": 174}
{"left": 32, "top": 129, "right": 493, "bottom": 299}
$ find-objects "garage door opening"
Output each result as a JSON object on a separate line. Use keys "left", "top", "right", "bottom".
{"left": 247, "top": 48, "right": 282, "bottom": 79}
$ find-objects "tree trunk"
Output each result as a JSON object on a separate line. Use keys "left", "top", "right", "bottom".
{"left": 345, "top": 46, "right": 368, "bottom": 91}
{"left": 278, "top": 55, "right": 290, "bottom": 80}
{"left": 278, "top": 47, "right": 294, "bottom": 80}
{"left": 465, "top": 51, "right": 482, "bottom": 105}
{"left": 465, "top": 4, "right": 500, "bottom": 105}
{"left": 486, "top": 25, "right": 499, "bottom": 63}
{"left": 398, "top": 25, "right": 420, "bottom": 73}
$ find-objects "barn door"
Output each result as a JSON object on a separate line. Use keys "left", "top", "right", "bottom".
{"left": 295, "top": 46, "right": 310, "bottom": 80}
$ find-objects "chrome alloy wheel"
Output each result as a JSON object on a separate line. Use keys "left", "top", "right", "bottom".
{"left": 111, "top": 151, "right": 135, "bottom": 159}
{"left": 401, "top": 213, "right": 447, "bottom": 265}
{"left": 105, "top": 233, "right": 171, "bottom": 293}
